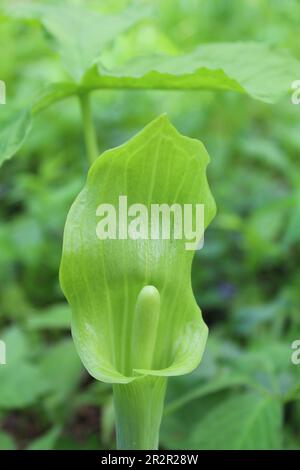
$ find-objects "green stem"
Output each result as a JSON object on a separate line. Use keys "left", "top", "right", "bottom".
{"left": 79, "top": 93, "right": 99, "bottom": 165}
{"left": 113, "top": 376, "right": 167, "bottom": 450}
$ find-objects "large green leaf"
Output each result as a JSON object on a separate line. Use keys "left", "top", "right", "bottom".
{"left": 7, "top": 2, "right": 151, "bottom": 81}
{"left": 0, "top": 107, "right": 31, "bottom": 166}
{"left": 27, "top": 303, "right": 71, "bottom": 330}
{"left": 165, "top": 373, "right": 250, "bottom": 415}
{"left": 0, "top": 363, "right": 48, "bottom": 409}
{"left": 1, "top": 40, "right": 297, "bottom": 166}
{"left": 0, "top": 82, "right": 78, "bottom": 167}
{"left": 186, "top": 392, "right": 282, "bottom": 450}
{"left": 27, "top": 427, "right": 61, "bottom": 451}
{"left": 60, "top": 115, "right": 216, "bottom": 384}
{"left": 82, "top": 43, "right": 300, "bottom": 102}
{"left": 0, "top": 327, "right": 49, "bottom": 409}
{"left": 39, "top": 339, "right": 83, "bottom": 411}
{"left": 0, "top": 431, "right": 15, "bottom": 450}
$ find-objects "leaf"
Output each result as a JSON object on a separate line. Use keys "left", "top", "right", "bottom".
{"left": 1, "top": 327, "right": 29, "bottom": 363}
{"left": 237, "top": 137, "right": 290, "bottom": 177}
{"left": 27, "top": 303, "right": 71, "bottom": 330}
{"left": 39, "top": 339, "right": 84, "bottom": 410}
{"left": 186, "top": 392, "right": 282, "bottom": 450}
{"left": 0, "top": 107, "right": 31, "bottom": 166}
{"left": 165, "top": 373, "right": 250, "bottom": 415}
{"left": 82, "top": 42, "right": 300, "bottom": 102}
{"left": 283, "top": 190, "right": 300, "bottom": 248}
{"left": 161, "top": 389, "right": 228, "bottom": 449}
{"left": 0, "top": 82, "right": 78, "bottom": 164}
{"left": 60, "top": 114, "right": 216, "bottom": 384}
{"left": 0, "top": 431, "right": 15, "bottom": 450}
{"left": 233, "top": 300, "right": 284, "bottom": 336}
{"left": 227, "top": 342, "right": 298, "bottom": 398}
{"left": 243, "top": 197, "right": 291, "bottom": 260}
{"left": 7, "top": 2, "right": 151, "bottom": 81}
{"left": 0, "top": 362, "right": 48, "bottom": 409}
{"left": 27, "top": 427, "right": 61, "bottom": 450}
{"left": 31, "top": 82, "right": 78, "bottom": 114}
{"left": 0, "top": 327, "right": 49, "bottom": 409}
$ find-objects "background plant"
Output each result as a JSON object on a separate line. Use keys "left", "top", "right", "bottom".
{"left": 0, "top": 0, "right": 300, "bottom": 450}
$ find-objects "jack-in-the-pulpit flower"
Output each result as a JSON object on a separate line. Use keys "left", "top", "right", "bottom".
{"left": 60, "top": 115, "right": 216, "bottom": 449}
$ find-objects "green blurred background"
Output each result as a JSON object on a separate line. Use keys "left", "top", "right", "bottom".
{"left": 0, "top": 0, "right": 300, "bottom": 450}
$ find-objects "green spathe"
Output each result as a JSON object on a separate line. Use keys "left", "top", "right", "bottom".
{"left": 60, "top": 115, "right": 216, "bottom": 448}
{"left": 60, "top": 114, "right": 215, "bottom": 385}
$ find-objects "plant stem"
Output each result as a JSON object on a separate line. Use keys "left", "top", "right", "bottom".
{"left": 113, "top": 376, "right": 167, "bottom": 450}
{"left": 79, "top": 93, "right": 99, "bottom": 165}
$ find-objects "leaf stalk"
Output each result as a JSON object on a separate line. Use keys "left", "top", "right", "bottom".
{"left": 79, "top": 93, "right": 99, "bottom": 165}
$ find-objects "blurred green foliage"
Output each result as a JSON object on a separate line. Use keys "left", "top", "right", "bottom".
{"left": 0, "top": 0, "right": 300, "bottom": 450}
